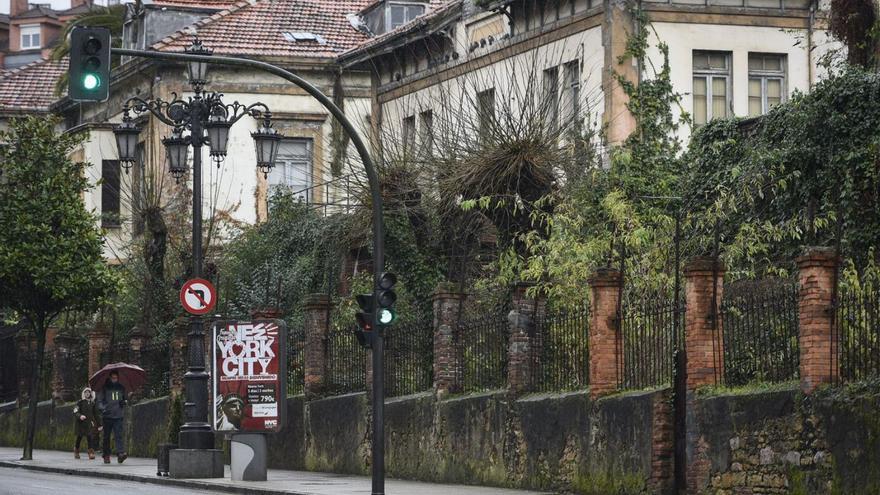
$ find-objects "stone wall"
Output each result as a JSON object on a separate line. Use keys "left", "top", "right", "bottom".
{"left": 692, "top": 382, "right": 880, "bottom": 495}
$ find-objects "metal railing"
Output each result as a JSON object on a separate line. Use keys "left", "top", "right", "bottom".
{"left": 721, "top": 279, "right": 800, "bottom": 386}
{"left": 620, "top": 295, "right": 683, "bottom": 390}
{"left": 836, "top": 287, "right": 880, "bottom": 382}
{"left": 287, "top": 326, "right": 306, "bottom": 396}
{"left": 455, "top": 312, "right": 509, "bottom": 393}
{"left": 532, "top": 306, "right": 591, "bottom": 392}
{"left": 384, "top": 318, "right": 433, "bottom": 397}
{"left": 327, "top": 327, "right": 367, "bottom": 394}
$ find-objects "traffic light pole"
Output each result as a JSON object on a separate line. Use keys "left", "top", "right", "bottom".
{"left": 111, "top": 48, "right": 388, "bottom": 494}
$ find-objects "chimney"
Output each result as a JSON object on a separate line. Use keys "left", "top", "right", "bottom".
{"left": 11, "top": 0, "right": 30, "bottom": 17}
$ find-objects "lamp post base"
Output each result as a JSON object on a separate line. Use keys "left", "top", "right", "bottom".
{"left": 168, "top": 448, "right": 224, "bottom": 479}
{"left": 179, "top": 429, "right": 215, "bottom": 450}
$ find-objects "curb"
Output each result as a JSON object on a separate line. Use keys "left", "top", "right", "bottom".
{"left": 0, "top": 460, "right": 309, "bottom": 495}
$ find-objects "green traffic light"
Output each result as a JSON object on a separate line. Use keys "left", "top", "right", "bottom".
{"left": 83, "top": 73, "right": 100, "bottom": 90}
{"left": 378, "top": 308, "right": 396, "bottom": 325}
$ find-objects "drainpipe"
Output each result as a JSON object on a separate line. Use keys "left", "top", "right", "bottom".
{"left": 807, "top": 0, "right": 815, "bottom": 89}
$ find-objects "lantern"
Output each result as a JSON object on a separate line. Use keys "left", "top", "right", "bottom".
{"left": 113, "top": 113, "right": 141, "bottom": 171}
{"left": 251, "top": 118, "right": 281, "bottom": 177}
{"left": 163, "top": 129, "right": 189, "bottom": 181}
{"left": 185, "top": 38, "right": 212, "bottom": 87}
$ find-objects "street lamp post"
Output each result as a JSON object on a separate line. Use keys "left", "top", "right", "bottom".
{"left": 113, "top": 39, "right": 281, "bottom": 464}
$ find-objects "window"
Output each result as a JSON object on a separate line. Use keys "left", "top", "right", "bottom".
{"left": 101, "top": 160, "right": 121, "bottom": 228}
{"left": 748, "top": 53, "right": 786, "bottom": 117}
{"left": 563, "top": 60, "right": 581, "bottom": 125}
{"left": 477, "top": 88, "right": 495, "bottom": 141}
{"left": 402, "top": 115, "right": 416, "bottom": 153}
{"left": 268, "top": 138, "right": 313, "bottom": 202}
{"left": 389, "top": 3, "right": 425, "bottom": 30}
{"left": 420, "top": 110, "right": 434, "bottom": 157}
{"left": 20, "top": 25, "right": 40, "bottom": 50}
{"left": 692, "top": 51, "right": 731, "bottom": 125}
{"left": 543, "top": 67, "right": 559, "bottom": 133}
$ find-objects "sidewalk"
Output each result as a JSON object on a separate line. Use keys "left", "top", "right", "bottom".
{"left": 0, "top": 448, "right": 554, "bottom": 495}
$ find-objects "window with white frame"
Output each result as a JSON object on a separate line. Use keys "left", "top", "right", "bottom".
{"left": 563, "top": 60, "right": 581, "bottom": 125}
{"left": 748, "top": 53, "right": 786, "bottom": 117}
{"left": 692, "top": 51, "right": 731, "bottom": 125}
{"left": 268, "top": 138, "right": 313, "bottom": 202}
{"left": 20, "top": 25, "right": 40, "bottom": 49}
{"left": 389, "top": 3, "right": 425, "bottom": 30}
{"left": 543, "top": 66, "right": 559, "bottom": 132}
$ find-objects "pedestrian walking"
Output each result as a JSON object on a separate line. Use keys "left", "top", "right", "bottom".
{"left": 98, "top": 371, "right": 128, "bottom": 464}
{"left": 73, "top": 387, "right": 102, "bottom": 460}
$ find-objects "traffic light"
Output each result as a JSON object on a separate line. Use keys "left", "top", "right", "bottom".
{"left": 376, "top": 272, "right": 397, "bottom": 327}
{"left": 69, "top": 26, "right": 111, "bottom": 102}
{"left": 353, "top": 293, "right": 374, "bottom": 349}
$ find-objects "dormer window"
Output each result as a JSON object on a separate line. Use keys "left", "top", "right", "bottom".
{"left": 363, "top": 1, "right": 426, "bottom": 35}
{"left": 20, "top": 25, "right": 40, "bottom": 50}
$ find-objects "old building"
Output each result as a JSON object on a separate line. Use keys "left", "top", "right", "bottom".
{"left": 339, "top": 0, "right": 840, "bottom": 152}
{"left": 46, "top": 0, "right": 374, "bottom": 261}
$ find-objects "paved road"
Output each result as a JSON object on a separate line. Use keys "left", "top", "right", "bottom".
{"left": 0, "top": 467, "right": 215, "bottom": 494}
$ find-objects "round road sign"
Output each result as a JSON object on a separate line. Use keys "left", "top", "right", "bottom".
{"left": 180, "top": 278, "right": 217, "bottom": 315}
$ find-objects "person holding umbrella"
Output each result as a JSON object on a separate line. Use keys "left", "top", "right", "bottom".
{"left": 91, "top": 363, "right": 145, "bottom": 464}
{"left": 98, "top": 370, "right": 128, "bottom": 464}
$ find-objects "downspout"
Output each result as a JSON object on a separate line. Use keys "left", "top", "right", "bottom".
{"left": 807, "top": 0, "right": 815, "bottom": 89}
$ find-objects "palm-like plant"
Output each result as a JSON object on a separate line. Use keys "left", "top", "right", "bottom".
{"left": 51, "top": 4, "right": 126, "bottom": 95}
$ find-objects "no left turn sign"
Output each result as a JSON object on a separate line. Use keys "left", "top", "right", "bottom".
{"left": 180, "top": 278, "right": 217, "bottom": 315}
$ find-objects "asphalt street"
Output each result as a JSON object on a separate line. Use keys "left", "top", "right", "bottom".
{"left": 0, "top": 467, "right": 217, "bottom": 494}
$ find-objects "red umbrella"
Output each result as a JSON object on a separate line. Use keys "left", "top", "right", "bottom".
{"left": 89, "top": 362, "right": 147, "bottom": 393}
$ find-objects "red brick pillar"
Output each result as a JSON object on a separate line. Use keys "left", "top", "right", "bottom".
{"left": 303, "top": 294, "right": 332, "bottom": 398}
{"left": 684, "top": 257, "right": 725, "bottom": 390}
{"left": 169, "top": 317, "right": 189, "bottom": 398}
{"left": 52, "top": 333, "right": 79, "bottom": 402}
{"left": 507, "top": 282, "right": 546, "bottom": 394}
{"left": 88, "top": 323, "right": 111, "bottom": 378}
{"left": 588, "top": 268, "right": 622, "bottom": 399}
{"left": 432, "top": 284, "right": 466, "bottom": 398}
{"left": 797, "top": 247, "right": 839, "bottom": 393}
{"left": 129, "top": 330, "right": 149, "bottom": 366}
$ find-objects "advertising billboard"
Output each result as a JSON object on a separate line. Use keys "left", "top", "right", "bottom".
{"left": 212, "top": 319, "right": 287, "bottom": 433}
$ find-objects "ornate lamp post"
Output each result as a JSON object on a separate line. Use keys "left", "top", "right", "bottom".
{"left": 112, "top": 39, "right": 282, "bottom": 460}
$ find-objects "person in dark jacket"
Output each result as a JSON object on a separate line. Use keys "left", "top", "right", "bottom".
{"left": 99, "top": 371, "right": 127, "bottom": 464}
{"left": 73, "top": 387, "right": 102, "bottom": 459}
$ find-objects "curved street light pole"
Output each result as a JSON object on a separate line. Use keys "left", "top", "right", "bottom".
{"left": 112, "top": 48, "right": 387, "bottom": 494}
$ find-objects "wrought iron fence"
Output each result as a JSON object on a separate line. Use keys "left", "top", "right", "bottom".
{"left": 532, "top": 306, "right": 591, "bottom": 392}
{"left": 620, "top": 295, "right": 683, "bottom": 390}
{"left": 455, "top": 312, "right": 509, "bottom": 393}
{"left": 722, "top": 279, "right": 800, "bottom": 386}
{"left": 385, "top": 317, "right": 433, "bottom": 397}
{"left": 836, "top": 287, "right": 880, "bottom": 382}
{"left": 287, "top": 326, "right": 306, "bottom": 396}
{"left": 327, "top": 327, "right": 366, "bottom": 395}
{"left": 139, "top": 340, "right": 171, "bottom": 399}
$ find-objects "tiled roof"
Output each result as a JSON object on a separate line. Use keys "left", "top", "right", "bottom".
{"left": 0, "top": 58, "right": 67, "bottom": 112}
{"left": 148, "top": 0, "right": 242, "bottom": 9}
{"left": 152, "top": 0, "right": 372, "bottom": 58}
{"left": 13, "top": 5, "right": 60, "bottom": 19}
{"left": 343, "top": 0, "right": 459, "bottom": 57}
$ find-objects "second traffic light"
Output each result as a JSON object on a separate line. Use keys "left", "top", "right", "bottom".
{"left": 69, "top": 26, "right": 111, "bottom": 102}
{"left": 353, "top": 293, "right": 374, "bottom": 349}
{"left": 376, "top": 272, "right": 397, "bottom": 326}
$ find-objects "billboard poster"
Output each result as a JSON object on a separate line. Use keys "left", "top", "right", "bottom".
{"left": 212, "top": 319, "right": 287, "bottom": 433}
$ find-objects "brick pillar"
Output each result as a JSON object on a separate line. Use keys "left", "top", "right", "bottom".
{"left": 432, "top": 284, "right": 466, "bottom": 398}
{"left": 684, "top": 257, "right": 725, "bottom": 391}
{"left": 129, "top": 330, "right": 149, "bottom": 366}
{"left": 169, "top": 317, "right": 189, "bottom": 398}
{"left": 797, "top": 247, "right": 839, "bottom": 393}
{"left": 303, "top": 294, "right": 332, "bottom": 398}
{"left": 52, "top": 334, "right": 79, "bottom": 402}
{"left": 88, "top": 323, "right": 111, "bottom": 379}
{"left": 507, "top": 282, "right": 546, "bottom": 394}
{"left": 684, "top": 256, "right": 725, "bottom": 494}
{"left": 588, "top": 268, "right": 623, "bottom": 399}
{"left": 15, "top": 331, "right": 36, "bottom": 405}
{"left": 648, "top": 390, "right": 674, "bottom": 494}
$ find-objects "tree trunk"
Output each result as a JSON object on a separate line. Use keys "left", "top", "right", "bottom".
{"left": 141, "top": 207, "right": 168, "bottom": 332}
{"left": 20, "top": 318, "right": 46, "bottom": 461}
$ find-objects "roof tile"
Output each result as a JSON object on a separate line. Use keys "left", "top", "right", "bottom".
{"left": 153, "top": 0, "right": 373, "bottom": 58}
{"left": 0, "top": 58, "right": 67, "bottom": 112}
